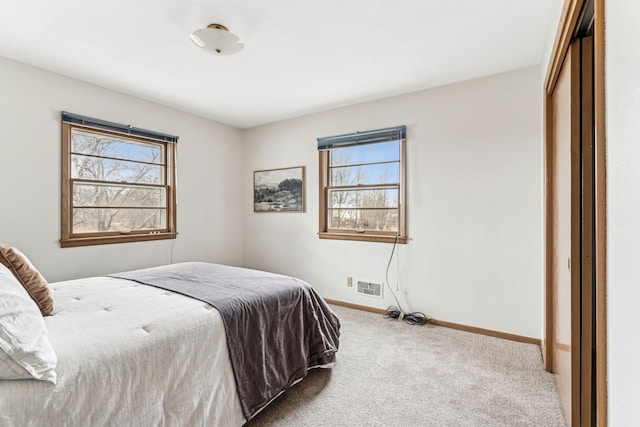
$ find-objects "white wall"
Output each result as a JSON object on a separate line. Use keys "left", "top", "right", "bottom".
{"left": 0, "top": 55, "right": 545, "bottom": 339}
{"left": 243, "top": 66, "right": 543, "bottom": 339}
{"left": 605, "top": 0, "right": 640, "bottom": 424}
{"left": 0, "top": 57, "right": 244, "bottom": 282}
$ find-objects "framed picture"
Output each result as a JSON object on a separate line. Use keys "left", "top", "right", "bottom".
{"left": 254, "top": 166, "right": 305, "bottom": 212}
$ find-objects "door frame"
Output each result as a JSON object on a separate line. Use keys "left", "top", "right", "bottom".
{"left": 543, "top": 0, "right": 606, "bottom": 425}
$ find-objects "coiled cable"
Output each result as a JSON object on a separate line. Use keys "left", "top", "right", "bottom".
{"left": 383, "top": 235, "right": 428, "bottom": 326}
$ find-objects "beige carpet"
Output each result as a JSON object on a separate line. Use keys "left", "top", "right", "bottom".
{"left": 246, "top": 305, "right": 565, "bottom": 427}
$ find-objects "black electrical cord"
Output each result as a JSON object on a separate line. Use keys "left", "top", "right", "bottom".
{"left": 384, "top": 305, "right": 428, "bottom": 325}
{"left": 403, "top": 311, "right": 428, "bottom": 325}
{"left": 383, "top": 305, "right": 402, "bottom": 319}
{"left": 383, "top": 235, "right": 428, "bottom": 326}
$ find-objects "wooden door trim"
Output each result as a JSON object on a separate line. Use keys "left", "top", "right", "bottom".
{"left": 580, "top": 36, "right": 594, "bottom": 426}
{"left": 593, "top": 0, "right": 607, "bottom": 424}
{"left": 543, "top": 91, "right": 555, "bottom": 371}
{"left": 568, "top": 42, "right": 582, "bottom": 426}
{"left": 545, "top": 0, "right": 586, "bottom": 95}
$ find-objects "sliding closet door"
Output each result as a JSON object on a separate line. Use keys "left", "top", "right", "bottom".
{"left": 546, "top": 36, "right": 595, "bottom": 427}
{"left": 547, "top": 39, "right": 581, "bottom": 426}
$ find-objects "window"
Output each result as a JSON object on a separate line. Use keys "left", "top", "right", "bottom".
{"left": 60, "top": 112, "right": 177, "bottom": 247}
{"left": 317, "top": 125, "right": 407, "bottom": 243}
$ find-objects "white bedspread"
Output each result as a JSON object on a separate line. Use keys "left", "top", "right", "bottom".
{"left": 0, "top": 276, "right": 246, "bottom": 427}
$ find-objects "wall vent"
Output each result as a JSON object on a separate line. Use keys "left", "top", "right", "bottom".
{"left": 356, "top": 280, "right": 383, "bottom": 298}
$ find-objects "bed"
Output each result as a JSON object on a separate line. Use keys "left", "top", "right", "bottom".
{"left": 0, "top": 253, "right": 340, "bottom": 427}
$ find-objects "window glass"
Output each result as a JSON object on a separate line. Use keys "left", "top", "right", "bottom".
{"left": 73, "top": 208, "right": 166, "bottom": 233}
{"left": 71, "top": 155, "right": 164, "bottom": 184}
{"left": 329, "top": 141, "right": 400, "bottom": 166}
{"left": 330, "top": 163, "right": 399, "bottom": 186}
{"left": 328, "top": 209, "right": 398, "bottom": 232}
{"left": 319, "top": 132, "right": 406, "bottom": 243}
{"left": 71, "top": 131, "right": 163, "bottom": 164}
{"left": 329, "top": 188, "right": 398, "bottom": 209}
{"left": 61, "top": 124, "right": 176, "bottom": 247}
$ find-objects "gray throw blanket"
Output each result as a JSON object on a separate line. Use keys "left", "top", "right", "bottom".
{"left": 109, "top": 262, "right": 340, "bottom": 420}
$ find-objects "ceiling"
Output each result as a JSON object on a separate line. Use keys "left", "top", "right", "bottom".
{"left": 0, "top": 0, "right": 561, "bottom": 129}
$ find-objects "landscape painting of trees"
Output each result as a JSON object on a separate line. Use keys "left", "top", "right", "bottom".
{"left": 254, "top": 166, "right": 305, "bottom": 212}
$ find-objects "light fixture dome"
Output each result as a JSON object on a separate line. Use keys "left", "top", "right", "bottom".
{"left": 190, "top": 24, "right": 244, "bottom": 55}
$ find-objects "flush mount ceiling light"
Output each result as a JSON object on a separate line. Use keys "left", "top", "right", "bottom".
{"left": 190, "top": 23, "right": 244, "bottom": 55}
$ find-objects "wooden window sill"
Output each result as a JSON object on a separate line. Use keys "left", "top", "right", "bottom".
{"left": 318, "top": 232, "right": 407, "bottom": 244}
{"left": 60, "top": 232, "right": 177, "bottom": 248}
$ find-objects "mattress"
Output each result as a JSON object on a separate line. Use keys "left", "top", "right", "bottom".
{"left": 109, "top": 262, "right": 340, "bottom": 419}
{"left": 0, "top": 276, "right": 246, "bottom": 426}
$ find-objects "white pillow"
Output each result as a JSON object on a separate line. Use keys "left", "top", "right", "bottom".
{"left": 0, "top": 263, "right": 57, "bottom": 383}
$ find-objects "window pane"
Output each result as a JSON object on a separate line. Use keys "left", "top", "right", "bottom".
{"left": 328, "top": 209, "right": 398, "bottom": 232}
{"left": 330, "top": 162, "right": 399, "bottom": 186}
{"left": 71, "top": 130, "right": 163, "bottom": 164}
{"left": 330, "top": 141, "right": 400, "bottom": 167}
{"left": 329, "top": 188, "right": 398, "bottom": 209}
{"left": 73, "top": 183, "right": 166, "bottom": 208}
{"left": 73, "top": 208, "right": 166, "bottom": 233}
{"left": 72, "top": 154, "right": 163, "bottom": 184}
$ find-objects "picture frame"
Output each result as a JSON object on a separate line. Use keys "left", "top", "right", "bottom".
{"left": 254, "top": 166, "right": 305, "bottom": 212}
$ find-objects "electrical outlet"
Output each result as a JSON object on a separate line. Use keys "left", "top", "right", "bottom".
{"left": 346, "top": 276, "right": 353, "bottom": 287}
